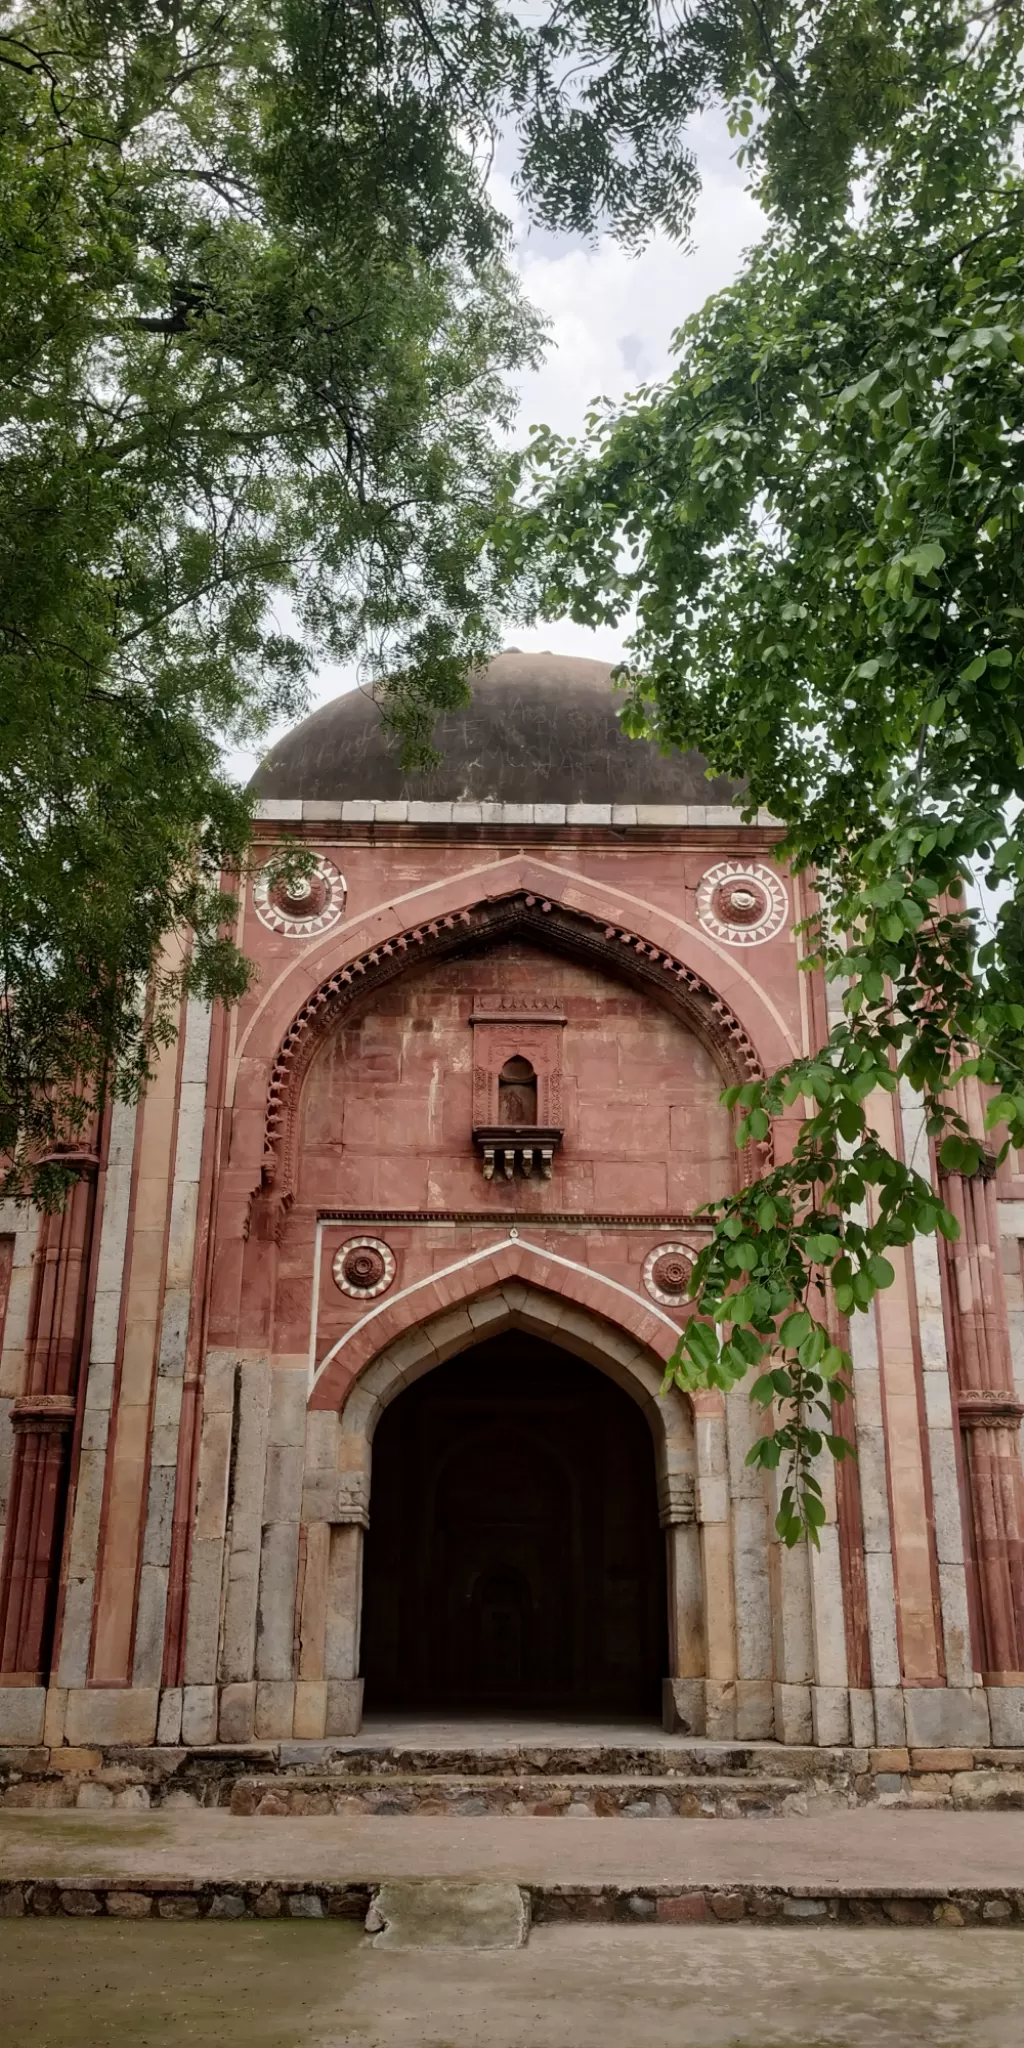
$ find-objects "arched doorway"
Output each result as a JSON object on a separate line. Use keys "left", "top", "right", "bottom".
{"left": 361, "top": 1330, "right": 667, "bottom": 1716}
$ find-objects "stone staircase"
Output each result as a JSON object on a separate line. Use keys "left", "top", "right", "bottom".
{"left": 2, "top": 1732, "right": 1023, "bottom": 1814}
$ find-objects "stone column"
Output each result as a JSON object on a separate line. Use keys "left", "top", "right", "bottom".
{"left": 690, "top": 1393, "right": 737, "bottom": 1737}
{"left": 660, "top": 1468, "right": 703, "bottom": 1733}
{"left": 941, "top": 1163, "right": 1024, "bottom": 1679}
{"left": 325, "top": 1520, "right": 366, "bottom": 1735}
{"left": 299, "top": 1432, "right": 368, "bottom": 1738}
{"left": 0, "top": 1157, "right": 98, "bottom": 1681}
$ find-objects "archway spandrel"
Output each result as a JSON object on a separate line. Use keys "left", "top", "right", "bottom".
{"left": 311, "top": 1240, "right": 685, "bottom": 1413}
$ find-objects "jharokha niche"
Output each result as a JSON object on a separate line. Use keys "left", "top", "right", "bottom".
{"left": 1, "top": 648, "right": 1023, "bottom": 1754}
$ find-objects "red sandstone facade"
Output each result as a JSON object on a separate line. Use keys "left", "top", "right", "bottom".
{"left": 0, "top": 651, "right": 1022, "bottom": 1751}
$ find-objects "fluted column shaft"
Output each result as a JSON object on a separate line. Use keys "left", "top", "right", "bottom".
{"left": 0, "top": 1160, "right": 98, "bottom": 1680}
{"left": 940, "top": 1166, "right": 1024, "bottom": 1676}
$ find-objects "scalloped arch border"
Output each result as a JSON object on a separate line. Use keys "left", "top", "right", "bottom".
{"left": 259, "top": 886, "right": 767, "bottom": 1208}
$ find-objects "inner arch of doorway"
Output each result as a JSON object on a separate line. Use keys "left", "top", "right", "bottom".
{"left": 338, "top": 1279, "right": 698, "bottom": 1534}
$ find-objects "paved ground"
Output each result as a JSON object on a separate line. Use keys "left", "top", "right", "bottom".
{"left": 1, "top": 1807, "right": 1022, "bottom": 1891}
{"left": 354, "top": 1714, "right": 677, "bottom": 1746}
{"left": 1, "top": 1920, "right": 1022, "bottom": 2046}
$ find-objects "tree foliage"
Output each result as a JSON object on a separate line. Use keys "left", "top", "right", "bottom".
{"left": 0, "top": 0, "right": 758, "bottom": 1200}
{"left": 504, "top": 3, "right": 1024, "bottom": 1538}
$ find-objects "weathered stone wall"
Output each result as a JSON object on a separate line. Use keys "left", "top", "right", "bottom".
{"left": 0, "top": 799, "right": 1021, "bottom": 1748}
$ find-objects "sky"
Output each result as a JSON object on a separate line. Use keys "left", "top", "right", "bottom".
{"left": 233, "top": 113, "right": 763, "bottom": 781}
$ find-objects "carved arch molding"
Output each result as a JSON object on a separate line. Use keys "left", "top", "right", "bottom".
{"left": 257, "top": 889, "right": 768, "bottom": 1217}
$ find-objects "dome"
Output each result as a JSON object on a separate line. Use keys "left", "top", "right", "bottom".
{"left": 253, "top": 649, "right": 739, "bottom": 807}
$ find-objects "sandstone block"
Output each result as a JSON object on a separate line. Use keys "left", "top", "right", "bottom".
{"left": 65, "top": 1689, "right": 158, "bottom": 1747}
{"left": 661, "top": 1677, "right": 705, "bottom": 1736}
{"left": 872, "top": 1688, "right": 906, "bottom": 1746}
{"left": 910, "top": 1748, "right": 974, "bottom": 1772}
{"left": 325, "top": 1678, "right": 364, "bottom": 1737}
{"left": 255, "top": 1521, "right": 300, "bottom": 1679}
{"left": 870, "top": 1748, "right": 910, "bottom": 1774}
{"left": 0, "top": 1689, "right": 45, "bottom": 1745}
{"left": 704, "top": 1681, "right": 737, "bottom": 1741}
{"left": 368, "top": 1881, "right": 529, "bottom": 1950}
{"left": 987, "top": 1687, "right": 1024, "bottom": 1748}
{"left": 293, "top": 1682, "right": 328, "bottom": 1741}
{"left": 849, "top": 1690, "right": 876, "bottom": 1748}
{"left": 156, "top": 1688, "right": 183, "bottom": 1746}
{"left": 42, "top": 1688, "right": 67, "bottom": 1749}
{"left": 735, "top": 1680, "right": 774, "bottom": 1741}
{"left": 181, "top": 1685, "right": 217, "bottom": 1747}
{"left": 811, "top": 1686, "right": 850, "bottom": 1747}
{"left": 218, "top": 1681, "right": 256, "bottom": 1744}
{"left": 255, "top": 1682, "right": 295, "bottom": 1742}
{"left": 903, "top": 1687, "right": 990, "bottom": 1750}
{"left": 773, "top": 1683, "right": 812, "bottom": 1746}
{"left": 49, "top": 1748, "right": 101, "bottom": 1774}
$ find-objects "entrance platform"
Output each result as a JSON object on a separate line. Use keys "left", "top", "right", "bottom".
{"left": 0, "top": 1807, "right": 1022, "bottom": 1927}
{"left": 2, "top": 1716, "right": 1023, "bottom": 1818}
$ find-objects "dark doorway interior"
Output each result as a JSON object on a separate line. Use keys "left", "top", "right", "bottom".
{"left": 361, "top": 1332, "right": 667, "bottom": 1715}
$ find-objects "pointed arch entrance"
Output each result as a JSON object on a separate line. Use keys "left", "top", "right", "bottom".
{"left": 301, "top": 1280, "right": 709, "bottom": 1734}
{"left": 361, "top": 1329, "right": 668, "bottom": 1715}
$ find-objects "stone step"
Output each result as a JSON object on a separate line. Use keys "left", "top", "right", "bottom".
{"left": 276, "top": 1741, "right": 850, "bottom": 1781}
{"left": 228, "top": 1772, "right": 819, "bottom": 1818}
{"left": 2, "top": 1805, "right": 1023, "bottom": 1929}
{"left": 2, "top": 1739, "right": 1023, "bottom": 1812}
{"left": 0, "top": 1870, "right": 1020, "bottom": 1930}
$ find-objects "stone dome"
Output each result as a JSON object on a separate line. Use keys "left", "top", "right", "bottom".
{"left": 253, "top": 648, "right": 739, "bottom": 806}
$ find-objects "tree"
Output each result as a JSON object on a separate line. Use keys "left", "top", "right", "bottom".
{"left": 504, "top": 4, "right": 1024, "bottom": 1538}
{"left": 0, "top": 0, "right": 752, "bottom": 1202}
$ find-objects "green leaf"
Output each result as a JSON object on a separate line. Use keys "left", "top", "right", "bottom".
{"left": 780, "top": 1309, "right": 813, "bottom": 1348}
{"left": 685, "top": 1320, "right": 720, "bottom": 1373}
{"left": 867, "top": 1254, "right": 896, "bottom": 1289}
{"left": 725, "top": 1239, "right": 758, "bottom": 1271}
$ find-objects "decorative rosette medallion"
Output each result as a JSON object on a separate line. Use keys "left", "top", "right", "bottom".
{"left": 643, "top": 1243, "right": 697, "bottom": 1307}
{"left": 253, "top": 856, "right": 346, "bottom": 938}
{"left": 332, "top": 1236, "right": 396, "bottom": 1299}
{"left": 695, "top": 861, "right": 788, "bottom": 947}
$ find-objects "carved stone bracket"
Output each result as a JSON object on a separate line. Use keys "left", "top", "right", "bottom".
{"left": 301, "top": 1472, "right": 370, "bottom": 1529}
{"left": 957, "top": 1389, "right": 1024, "bottom": 1429}
{"left": 475, "top": 1128, "right": 563, "bottom": 1181}
{"left": 658, "top": 1472, "right": 697, "bottom": 1527}
{"left": 9, "top": 1394, "right": 77, "bottom": 1434}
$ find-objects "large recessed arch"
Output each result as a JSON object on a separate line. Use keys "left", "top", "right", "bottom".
{"left": 261, "top": 883, "right": 773, "bottom": 1211}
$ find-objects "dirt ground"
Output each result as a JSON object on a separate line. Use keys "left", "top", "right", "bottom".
{"left": 2, "top": 1922, "right": 1023, "bottom": 2048}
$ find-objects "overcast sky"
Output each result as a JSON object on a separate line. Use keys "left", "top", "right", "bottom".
{"left": 233, "top": 113, "right": 762, "bottom": 780}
